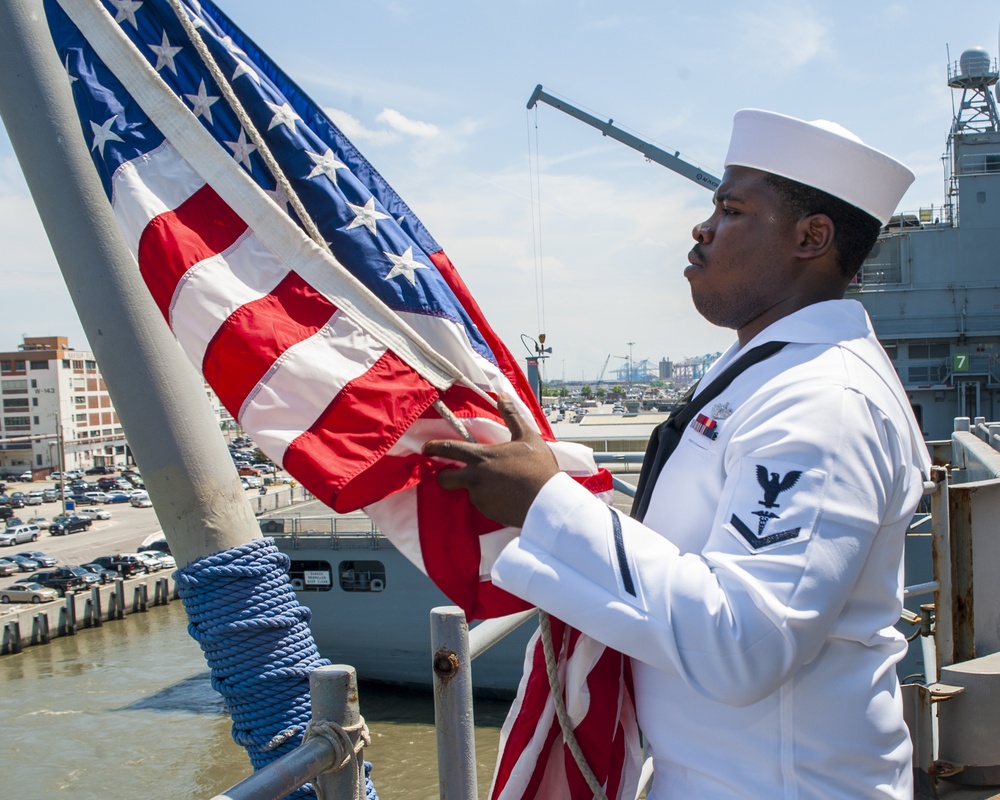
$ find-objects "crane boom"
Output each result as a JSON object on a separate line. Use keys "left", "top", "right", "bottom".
{"left": 526, "top": 84, "right": 720, "bottom": 191}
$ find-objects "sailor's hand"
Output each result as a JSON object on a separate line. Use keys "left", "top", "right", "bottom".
{"left": 423, "top": 395, "right": 558, "bottom": 528}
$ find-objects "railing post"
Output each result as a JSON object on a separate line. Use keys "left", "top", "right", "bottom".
{"left": 431, "top": 606, "right": 478, "bottom": 800}
{"left": 310, "top": 664, "right": 366, "bottom": 799}
{"left": 930, "top": 466, "right": 954, "bottom": 673}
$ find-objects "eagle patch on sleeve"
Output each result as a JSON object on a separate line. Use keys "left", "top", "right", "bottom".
{"left": 722, "top": 458, "right": 826, "bottom": 553}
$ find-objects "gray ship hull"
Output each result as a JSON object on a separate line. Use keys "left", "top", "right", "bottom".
{"left": 271, "top": 530, "right": 536, "bottom": 696}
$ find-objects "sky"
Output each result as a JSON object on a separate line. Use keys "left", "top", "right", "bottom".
{"left": 1, "top": 0, "right": 999, "bottom": 385}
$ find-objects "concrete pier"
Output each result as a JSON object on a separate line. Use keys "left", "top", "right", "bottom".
{"left": 0, "top": 571, "right": 178, "bottom": 656}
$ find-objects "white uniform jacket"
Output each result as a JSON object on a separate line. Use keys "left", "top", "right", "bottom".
{"left": 492, "top": 299, "right": 931, "bottom": 800}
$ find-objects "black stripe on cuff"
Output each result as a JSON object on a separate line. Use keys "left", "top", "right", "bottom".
{"left": 610, "top": 507, "right": 636, "bottom": 597}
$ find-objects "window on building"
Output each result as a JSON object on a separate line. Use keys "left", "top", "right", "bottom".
{"left": 883, "top": 344, "right": 897, "bottom": 361}
{"left": 4, "top": 416, "right": 30, "bottom": 428}
{"left": 32, "top": 416, "right": 39, "bottom": 425}
{"left": 35, "top": 454, "right": 42, "bottom": 466}
{"left": 29, "top": 361, "right": 49, "bottom": 370}
{"left": 75, "top": 413, "right": 86, "bottom": 423}
{"left": 2, "top": 398, "right": 29, "bottom": 410}
{"left": 62, "top": 359, "right": 70, "bottom": 368}
{"left": 13, "top": 361, "right": 24, "bottom": 372}
{"left": 908, "top": 367, "right": 930, "bottom": 383}
{"left": 929, "top": 343, "right": 950, "bottom": 358}
{"left": 85, "top": 360, "right": 96, "bottom": 370}
{"left": 1, "top": 379, "right": 27, "bottom": 392}
{"left": 0, "top": 362, "right": 10, "bottom": 373}
{"left": 31, "top": 398, "right": 37, "bottom": 407}
{"left": 909, "top": 344, "right": 929, "bottom": 359}
{"left": 72, "top": 360, "right": 83, "bottom": 369}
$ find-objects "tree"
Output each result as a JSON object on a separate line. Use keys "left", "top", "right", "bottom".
{"left": 558, "top": 387, "right": 570, "bottom": 398}
{"left": 581, "top": 385, "right": 592, "bottom": 398}
{"left": 595, "top": 387, "right": 606, "bottom": 399}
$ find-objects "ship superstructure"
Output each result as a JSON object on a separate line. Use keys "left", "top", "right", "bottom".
{"left": 854, "top": 46, "right": 1000, "bottom": 440}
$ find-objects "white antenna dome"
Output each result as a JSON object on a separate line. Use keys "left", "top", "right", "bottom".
{"left": 960, "top": 47, "right": 992, "bottom": 78}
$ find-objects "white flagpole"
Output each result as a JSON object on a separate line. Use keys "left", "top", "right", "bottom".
{"left": 0, "top": 0, "right": 263, "bottom": 569}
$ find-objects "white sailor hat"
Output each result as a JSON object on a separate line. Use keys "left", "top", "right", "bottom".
{"left": 724, "top": 109, "right": 914, "bottom": 225}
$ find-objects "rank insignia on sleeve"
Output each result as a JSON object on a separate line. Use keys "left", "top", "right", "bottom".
{"left": 723, "top": 459, "right": 825, "bottom": 552}
{"left": 710, "top": 402, "right": 733, "bottom": 420}
{"left": 691, "top": 413, "right": 718, "bottom": 440}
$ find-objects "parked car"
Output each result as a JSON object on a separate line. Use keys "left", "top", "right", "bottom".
{"left": 6, "top": 553, "right": 40, "bottom": 572}
{"left": 4, "top": 517, "right": 24, "bottom": 529}
{"left": 104, "top": 491, "right": 132, "bottom": 504}
{"left": 78, "top": 507, "right": 111, "bottom": 521}
{"left": 41, "top": 489, "right": 59, "bottom": 502}
{"left": 82, "top": 492, "right": 110, "bottom": 505}
{"left": 25, "top": 491, "right": 43, "bottom": 506}
{"left": 137, "top": 537, "right": 171, "bottom": 556}
{"left": 48, "top": 515, "right": 92, "bottom": 536}
{"left": 79, "top": 563, "right": 118, "bottom": 584}
{"left": 27, "top": 516, "right": 50, "bottom": 530}
{"left": 18, "top": 471, "right": 32, "bottom": 482}
{"left": 91, "top": 553, "right": 146, "bottom": 577}
{"left": 129, "top": 491, "right": 153, "bottom": 508}
{"left": 21, "top": 568, "right": 86, "bottom": 596}
{"left": 64, "top": 469, "right": 83, "bottom": 480}
{"left": 8, "top": 493, "right": 25, "bottom": 509}
{"left": 134, "top": 552, "right": 163, "bottom": 572}
{"left": 21, "top": 550, "right": 57, "bottom": 567}
{"left": 0, "top": 557, "right": 17, "bottom": 577}
{"left": 0, "top": 524, "right": 40, "bottom": 546}
{"left": 151, "top": 552, "right": 176, "bottom": 569}
{"left": 48, "top": 471, "right": 62, "bottom": 480}
{"left": 85, "top": 466, "right": 115, "bottom": 475}
{"left": 0, "top": 506, "right": 13, "bottom": 522}
{"left": 63, "top": 565, "right": 100, "bottom": 589}
{"left": 68, "top": 492, "right": 98, "bottom": 506}
{"left": 0, "top": 582, "right": 57, "bottom": 604}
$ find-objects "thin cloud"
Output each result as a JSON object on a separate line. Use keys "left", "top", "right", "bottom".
{"left": 323, "top": 107, "right": 401, "bottom": 145}
{"left": 376, "top": 108, "right": 441, "bottom": 138}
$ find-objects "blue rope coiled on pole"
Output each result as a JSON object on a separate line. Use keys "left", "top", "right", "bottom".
{"left": 174, "top": 537, "right": 379, "bottom": 800}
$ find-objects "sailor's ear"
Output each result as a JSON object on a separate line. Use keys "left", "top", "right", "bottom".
{"left": 794, "top": 213, "right": 835, "bottom": 260}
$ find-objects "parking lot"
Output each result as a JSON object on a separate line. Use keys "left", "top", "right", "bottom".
{"left": 0, "top": 474, "right": 293, "bottom": 601}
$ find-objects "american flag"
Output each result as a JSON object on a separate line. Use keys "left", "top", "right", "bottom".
{"left": 43, "top": 0, "right": 641, "bottom": 796}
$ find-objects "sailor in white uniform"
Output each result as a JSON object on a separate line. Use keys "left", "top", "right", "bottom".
{"left": 425, "top": 109, "right": 930, "bottom": 800}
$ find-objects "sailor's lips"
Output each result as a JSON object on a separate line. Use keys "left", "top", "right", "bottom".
{"left": 684, "top": 250, "right": 704, "bottom": 279}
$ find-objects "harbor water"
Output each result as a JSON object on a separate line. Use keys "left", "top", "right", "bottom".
{"left": 0, "top": 600, "right": 512, "bottom": 799}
